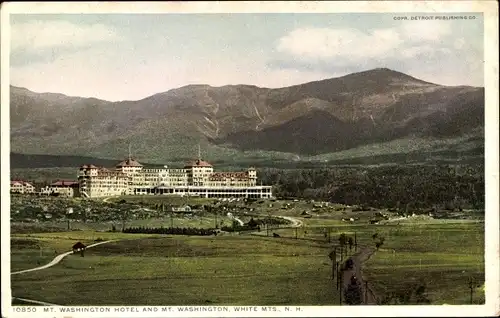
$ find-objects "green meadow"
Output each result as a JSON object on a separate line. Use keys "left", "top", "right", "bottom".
{"left": 11, "top": 219, "right": 485, "bottom": 305}
{"left": 11, "top": 234, "right": 336, "bottom": 306}
{"left": 10, "top": 193, "right": 485, "bottom": 306}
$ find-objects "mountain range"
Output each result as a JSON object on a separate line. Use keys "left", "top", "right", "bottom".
{"left": 9, "top": 68, "right": 484, "bottom": 165}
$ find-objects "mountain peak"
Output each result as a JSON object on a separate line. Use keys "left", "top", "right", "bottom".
{"left": 340, "top": 68, "right": 437, "bottom": 85}
{"left": 10, "top": 67, "right": 483, "bottom": 160}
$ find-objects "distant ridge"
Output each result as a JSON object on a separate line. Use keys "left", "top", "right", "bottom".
{"left": 10, "top": 68, "right": 484, "bottom": 162}
{"left": 10, "top": 153, "right": 161, "bottom": 169}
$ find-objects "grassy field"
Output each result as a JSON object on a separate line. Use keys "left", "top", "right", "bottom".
{"left": 10, "top": 192, "right": 485, "bottom": 306}
{"left": 10, "top": 231, "right": 162, "bottom": 272}
{"left": 362, "top": 222, "right": 485, "bottom": 305}
{"left": 260, "top": 220, "right": 485, "bottom": 305}
{"left": 10, "top": 219, "right": 485, "bottom": 306}
{"left": 11, "top": 235, "right": 337, "bottom": 306}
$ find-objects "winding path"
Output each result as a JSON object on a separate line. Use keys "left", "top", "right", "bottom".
{"left": 232, "top": 216, "right": 245, "bottom": 226}
{"left": 278, "top": 216, "right": 303, "bottom": 228}
{"left": 102, "top": 196, "right": 119, "bottom": 203}
{"left": 11, "top": 240, "right": 116, "bottom": 275}
{"left": 12, "top": 297, "right": 61, "bottom": 306}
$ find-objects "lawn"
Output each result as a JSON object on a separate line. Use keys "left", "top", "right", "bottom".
{"left": 254, "top": 221, "right": 485, "bottom": 305}
{"left": 10, "top": 231, "right": 162, "bottom": 272}
{"left": 11, "top": 235, "right": 337, "bottom": 306}
{"left": 10, "top": 219, "right": 485, "bottom": 306}
{"left": 362, "top": 222, "right": 485, "bottom": 305}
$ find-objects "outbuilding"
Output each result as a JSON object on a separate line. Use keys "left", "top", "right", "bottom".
{"left": 72, "top": 242, "right": 87, "bottom": 254}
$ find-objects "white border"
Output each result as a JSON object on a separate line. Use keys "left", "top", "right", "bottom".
{"left": 1, "top": 1, "right": 498, "bottom": 317}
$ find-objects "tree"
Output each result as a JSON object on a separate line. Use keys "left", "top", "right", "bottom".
{"left": 339, "top": 233, "right": 347, "bottom": 247}
{"left": 120, "top": 204, "right": 132, "bottom": 232}
{"left": 375, "top": 236, "right": 385, "bottom": 250}
{"left": 348, "top": 237, "right": 354, "bottom": 251}
{"left": 246, "top": 217, "right": 258, "bottom": 228}
{"left": 372, "top": 233, "right": 385, "bottom": 250}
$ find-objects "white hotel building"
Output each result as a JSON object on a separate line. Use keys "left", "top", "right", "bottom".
{"left": 78, "top": 158, "right": 273, "bottom": 199}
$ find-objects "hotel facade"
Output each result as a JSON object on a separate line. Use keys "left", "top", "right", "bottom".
{"left": 78, "top": 158, "right": 273, "bottom": 199}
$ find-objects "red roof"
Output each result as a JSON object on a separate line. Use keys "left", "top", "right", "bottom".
{"left": 184, "top": 159, "right": 213, "bottom": 168}
{"left": 11, "top": 180, "right": 34, "bottom": 186}
{"left": 51, "top": 180, "right": 79, "bottom": 187}
{"left": 116, "top": 158, "right": 143, "bottom": 167}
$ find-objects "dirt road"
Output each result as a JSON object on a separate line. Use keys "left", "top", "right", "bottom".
{"left": 341, "top": 246, "right": 378, "bottom": 305}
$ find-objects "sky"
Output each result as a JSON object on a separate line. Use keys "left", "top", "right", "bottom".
{"left": 9, "top": 13, "right": 484, "bottom": 101}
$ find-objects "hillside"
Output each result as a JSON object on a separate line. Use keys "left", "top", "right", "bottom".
{"left": 10, "top": 153, "right": 126, "bottom": 169}
{"left": 9, "top": 68, "right": 484, "bottom": 163}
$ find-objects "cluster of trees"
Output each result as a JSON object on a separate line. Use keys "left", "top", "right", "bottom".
{"left": 220, "top": 224, "right": 259, "bottom": 232}
{"left": 220, "top": 217, "right": 290, "bottom": 232}
{"left": 339, "top": 233, "right": 356, "bottom": 251}
{"left": 221, "top": 220, "right": 260, "bottom": 232}
{"left": 249, "top": 217, "right": 289, "bottom": 226}
{"left": 372, "top": 233, "right": 385, "bottom": 250}
{"left": 258, "top": 164, "right": 484, "bottom": 210}
{"left": 122, "top": 226, "right": 217, "bottom": 236}
{"left": 379, "top": 283, "right": 431, "bottom": 304}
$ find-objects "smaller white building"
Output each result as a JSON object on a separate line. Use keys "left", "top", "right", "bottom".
{"left": 40, "top": 180, "right": 80, "bottom": 197}
{"left": 10, "top": 180, "right": 35, "bottom": 194}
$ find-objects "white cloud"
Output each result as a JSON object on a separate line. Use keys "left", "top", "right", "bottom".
{"left": 273, "top": 23, "right": 482, "bottom": 87}
{"left": 276, "top": 21, "right": 454, "bottom": 63}
{"left": 9, "top": 18, "right": 483, "bottom": 100}
{"left": 10, "top": 21, "right": 124, "bottom": 51}
{"left": 400, "top": 46, "right": 451, "bottom": 58}
{"left": 401, "top": 20, "right": 452, "bottom": 42}
{"left": 10, "top": 48, "right": 332, "bottom": 101}
{"left": 276, "top": 27, "right": 402, "bottom": 61}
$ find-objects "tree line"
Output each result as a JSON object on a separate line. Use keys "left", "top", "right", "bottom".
{"left": 258, "top": 164, "right": 484, "bottom": 210}
{"left": 122, "top": 226, "right": 217, "bottom": 236}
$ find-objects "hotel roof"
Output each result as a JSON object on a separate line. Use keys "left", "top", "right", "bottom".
{"left": 116, "top": 158, "right": 143, "bottom": 167}
{"left": 80, "top": 164, "right": 98, "bottom": 169}
{"left": 184, "top": 159, "right": 213, "bottom": 168}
